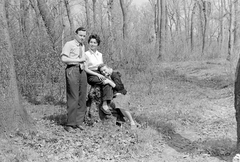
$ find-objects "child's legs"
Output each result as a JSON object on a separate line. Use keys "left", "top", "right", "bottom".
{"left": 112, "top": 94, "right": 135, "bottom": 125}
{"left": 119, "top": 109, "right": 135, "bottom": 125}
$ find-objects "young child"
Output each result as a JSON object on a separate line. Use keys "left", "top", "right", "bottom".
{"left": 98, "top": 64, "right": 138, "bottom": 129}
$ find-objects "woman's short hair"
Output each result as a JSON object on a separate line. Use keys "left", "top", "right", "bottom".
{"left": 88, "top": 34, "right": 101, "bottom": 46}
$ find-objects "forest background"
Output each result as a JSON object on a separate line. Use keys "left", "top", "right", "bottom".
{"left": 8, "top": 0, "right": 239, "bottom": 104}
{"left": 2, "top": 0, "right": 236, "bottom": 104}
{"left": 0, "top": 0, "right": 240, "bottom": 161}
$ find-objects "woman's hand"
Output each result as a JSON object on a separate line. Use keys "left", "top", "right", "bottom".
{"left": 102, "top": 78, "right": 116, "bottom": 87}
{"left": 97, "top": 74, "right": 105, "bottom": 81}
{"left": 102, "top": 78, "right": 110, "bottom": 85}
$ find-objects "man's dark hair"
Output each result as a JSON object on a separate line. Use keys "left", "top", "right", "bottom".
{"left": 98, "top": 63, "right": 107, "bottom": 72}
{"left": 75, "top": 27, "right": 86, "bottom": 34}
{"left": 88, "top": 34, "right": 101, "bottom": 46}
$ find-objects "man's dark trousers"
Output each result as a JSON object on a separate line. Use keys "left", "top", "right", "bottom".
{"left": 66, "top": 65, "right": 87, "bottom": 126}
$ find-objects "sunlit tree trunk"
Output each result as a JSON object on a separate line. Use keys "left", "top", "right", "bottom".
{"left": 0, "top": 0, "right": 33, "bottom": 135}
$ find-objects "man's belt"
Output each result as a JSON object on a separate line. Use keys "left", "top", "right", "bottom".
{"left": 67, "top": 63, "right": 84, "bottom": 69}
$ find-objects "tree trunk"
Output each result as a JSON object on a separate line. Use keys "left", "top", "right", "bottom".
{"left": 64, "top": 0, "right": 74, "bottom": 37}
{"left": 227, "top": 0, "right": 235, "bottom": 61}
{"left": 107, "top": 0, "right": 116, "bottom": 61}
{"left": 234, "top": 0, "right": 238, "bottom": 45}
{"left": 183, "top": 0, "right": 190, "bottom": 47}
{"left": 218, "top": 0, "right": 223, "bottom": 53}
{"left": 235, "top": 56, "right": 240, "bottom": 152}
{"left": 84, "top": 0, "right": 90, "bottom": 30}
{"left": 157, "top": 0, "right": 166, "bottom": 59}
{"left": 190, "top": 1, "right": 197, "bottom": 51}
{"left": 61, "top": 1, "right": 66, "bottom": 48}
{"left": 92, "top": 0, "right": 96, "bottom": 32}
{"left": 20, "top": 0, "right": 31, "bottom": 62}
{"left": 119, "top": 0, "right": 130, "bottom": 39}
{"left": 149, "top": 0, "right": 158, "bottom": 53}
{"left": 0, "top": 0, "right": 33, "bottom": 135}
{"left": 30, "top": 0, "right": 57, "bottom": 44}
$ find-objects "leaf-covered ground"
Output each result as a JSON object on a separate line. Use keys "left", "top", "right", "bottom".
{"left": 0, "top": 59, "right": 236, "bottom": 162}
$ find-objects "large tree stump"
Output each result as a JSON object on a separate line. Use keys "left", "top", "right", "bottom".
{"left": 85, "top": 85, "right": 124, "bottom": 126}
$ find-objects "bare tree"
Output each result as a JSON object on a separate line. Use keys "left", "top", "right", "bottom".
{"left": 235, "top": 56, "right": 240, "bottom": 152}
{"left": 227, "top": 0, "right": 238, "bottom": 60}
{"left": 84, "top": 0, "right": 90, "bottom": 30}
{"left": 92, "top": 0, "right": 96, "bottom": 32}
{"left": 0, "top": 0, "right": 33, "bottom": 135}
{"left": 107, "top": 0, "right": 116, "bottom": 61}
{"left": 190, "top": 1, "right": 197, "bottom": 51}
{"left": 119, "top": 0, "right": 132, "bottom": 39}
{"left": 30, "top": 0, "right": 59, "bottom": 46}
{"left": 156, "top": 0, "right": 167, "bottom": 59}
{"left": 64, "top": 0, "right": 74, "bottom": 37}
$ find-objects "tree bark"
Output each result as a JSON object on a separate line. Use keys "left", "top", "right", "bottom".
{"left": 0, "top": 0, "right": 33, "bottom": 135}
{"left": 233, "top": 0, "right": 238, "bottom": 45}
{"left": 218, "top": 0, "right": 223, "bottom": 53}
{"left": 235, "top": 56, "right": 240, "bottom": 152}
{"left": 107, "top": 0, "right": 116, "bottom": 61}
{"left": 64, "top": 0, "right": 74, "bottom": 37}
{"left": 157, "top": 0, "right": 166, "bottom": 59}
{"left": 84, "top": 0, "right": 90, "bottom": 30}
{"left": 30, "top": 0, "right": 57, "bottom": 44}
{"left": 92, "top": 0, "right": 96, "bottom": 32}
{"left": 227, "top": 0, "right": 235, "bottom": 60}
{"left": 183, "top": 0, "right": 190, "bottom": 47}
{"left": 119, "top": 0, "right": 131, "bottom": 39}
{"left": 190, "top": 1, "right": 197, "bottom": 51}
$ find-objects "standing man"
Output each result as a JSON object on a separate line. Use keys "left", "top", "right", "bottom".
{"left": 61, "top": 27, "right": 87, "bottom": 132}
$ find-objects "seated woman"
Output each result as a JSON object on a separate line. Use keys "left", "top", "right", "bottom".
{"left": 84, "top": 34, "right": 113, "bottom": 115}
{"left": 98, "top": 63, "right": 138, "bottom": 129}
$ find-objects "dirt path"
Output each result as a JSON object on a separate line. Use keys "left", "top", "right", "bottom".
{"left": 130, "top": 60, "right": 235, "bottom": 162}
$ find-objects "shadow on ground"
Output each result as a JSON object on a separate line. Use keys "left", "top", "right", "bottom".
{"left": 43, "top": 114, "right": 67, "bottom": 126}
{"left": 135, "top": 114, "right": 235, "bottom": 161}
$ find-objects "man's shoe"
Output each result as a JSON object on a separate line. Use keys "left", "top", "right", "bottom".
{"left": 64, "top": 126, "right": 76, "bottom": 132}
{"left": 76, "top": 125, "right": 85, "bottom": 131}
{"left": 100, "top": 106, "right": 112, "bottom": 115}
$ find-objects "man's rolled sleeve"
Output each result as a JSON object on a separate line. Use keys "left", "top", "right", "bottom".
{"left": 61, "top": 42, "right": 71, "bottom": 57}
